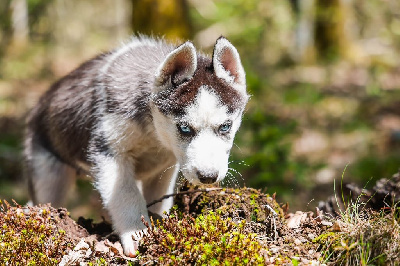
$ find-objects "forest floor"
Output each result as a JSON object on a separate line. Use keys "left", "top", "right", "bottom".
{"left": 1, "top": 172, "right": 399, "bottom": 265}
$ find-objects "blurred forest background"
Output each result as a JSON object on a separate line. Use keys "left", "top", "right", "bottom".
{"left": 1, "top": 0, "right": 400, "bottom": 216}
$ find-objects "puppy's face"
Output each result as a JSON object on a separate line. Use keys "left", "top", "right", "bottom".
{"left": 151, "top": 37, "right": 248, "bottom": 185}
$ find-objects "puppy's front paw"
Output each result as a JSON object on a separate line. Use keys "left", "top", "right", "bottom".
{"left": 120, "top": 229, "right": 148, "bottom": 257}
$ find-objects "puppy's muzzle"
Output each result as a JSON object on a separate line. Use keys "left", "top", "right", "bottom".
{"left": 197, "top": 170, "right": 218, "bottom": 184}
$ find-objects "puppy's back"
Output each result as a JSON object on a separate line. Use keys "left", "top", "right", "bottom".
{"left": 26, "top": 37, "right": 174, "bottom": 166}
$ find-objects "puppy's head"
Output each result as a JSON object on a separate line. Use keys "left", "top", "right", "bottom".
{"left": 151, "top": 37, "right": 248, "bottom": 185}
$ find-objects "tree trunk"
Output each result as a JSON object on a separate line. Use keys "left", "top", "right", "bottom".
{"left": 314, "top": 0, "right": 347, "bottom": 62}
{"left": 0, "top": 0, "right": 12, "bottom": 67}
{"left": 11, "top": 0, "right": 29, "bottom": 45}
{"left": 131, "top": 0, "right": 192, "bottom": 41}
{"left": 291, "top": 0, "right": 316, "bottom": 63}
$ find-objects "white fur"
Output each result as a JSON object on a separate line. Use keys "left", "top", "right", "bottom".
{"left": 92, "top": 113, "right": 179, "bottom": 256}
{"left": 98, "top": 37, "right": 158, "bottom": 113}
{"left": 93, "top": 154, "right": 148, "bottom": 256}
{"left": 101, "top": 37, "right": 157, "bottom": 75}
{"left": 181, "top": 87, "right": 242, "bottom": 184}
{"left": 152, "top": 86, "right": 243, "bottom": 186}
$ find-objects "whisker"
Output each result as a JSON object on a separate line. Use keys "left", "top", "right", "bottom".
{"left": 221, "top": 172, "right": 240, "bottom": 188}
{"left": 176, "top": 173, "right": 187, "bottom": 187}
{"left": 228, "top": 168, "right": 243, "bottom": 179}
{"left": 228, "top": 160, "right": 249, "bottom": 167}
{"left": 233, "top": 142, "right": 242, "bottom": 152}
{"left": 158, "top": 163, "right": 179, "bottom": 180}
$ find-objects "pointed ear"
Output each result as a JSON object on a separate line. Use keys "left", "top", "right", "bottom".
{"left": 213, "top": 37, "right": 246, "bottom": 88}
{"left": 155, "top": 41, "right": 197, "bottom": 89}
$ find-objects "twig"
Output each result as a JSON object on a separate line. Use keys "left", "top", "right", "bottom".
{"left": 264, "top": 204, "right": 278, "bottom": 240}
{"left": 146, "top": 187, "right": 224, "bottom": 208}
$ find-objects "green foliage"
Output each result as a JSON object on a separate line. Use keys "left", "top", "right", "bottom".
{"left": 240, "top": 110, "right": 296, "bottom": 186}
{"left": 191, "top": 0, "right": 294, "bottom": 66}
{"left": 347, "top": 155, "right": 400, "bottom": 187}
{"left": 95, "top": 257, "right": 108, "bottom": 265}
{"left": 0, "top": 200, "right": 70, "bottom": 265}
{"left": 139, "top": 211, "right": 266, "bottom": 265}
{"left": 0, "top": 1, "right": 12, "bottom": 57}
{"left": 0, "top": 118, "right": 23, "bottom": 182}
{"left": 232, "top": 106, "right": 313, "bottom": 199}
{"left": 27, "top": 0, "right": 51, "bottom": 21}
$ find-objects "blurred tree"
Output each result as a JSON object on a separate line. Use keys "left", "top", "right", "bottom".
{"left": 11, "top": 0, "right": 29, "bottom": 45}
{"left": 314, "top": 0, "right": 348, "bottom": 62}
{"left": 289, "top": 0, "right": 315, "bottom": 63}
{"left": 131, "top": 0, "right": 192, "bottom": 40}
{"left": 290, "top": 0, "right": 352, "bottom": 63}
{"left": 0, "top": 0, "right": 12, "bottom": 75}
{"left": 26, "top": 0, "right": 52, "bottom": 40}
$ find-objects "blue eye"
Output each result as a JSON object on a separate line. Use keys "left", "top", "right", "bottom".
{"left": 219, "top": 121, "right": 232, "bottom": 134}
{"left": 177, "top": 123, "right": 194, "bottom": 136}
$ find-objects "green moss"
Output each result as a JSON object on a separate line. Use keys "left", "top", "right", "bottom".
{"left": 95, "top": 257, "right": 107, "bottom": 265}
{"left": 0, "top": 200, "right": 69, "bottom": 264}
{"left": 139, "top": 210, "right": 266, "bottom": 264}
{"left": 313, "top": 231, "right": 338, "bottom": 244}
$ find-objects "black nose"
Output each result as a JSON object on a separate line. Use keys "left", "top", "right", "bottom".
{"left": 197, "top": 171, "right": 218, "bottom": 184}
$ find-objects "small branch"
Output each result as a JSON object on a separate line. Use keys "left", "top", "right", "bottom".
{"left": 262, "top": 204, "right": 279, "bottom": 240}
{"left": 146, "top": 187, "right": 224, "bottom": 208}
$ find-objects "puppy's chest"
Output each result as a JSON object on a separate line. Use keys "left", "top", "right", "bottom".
{"left": 101, "top": 114, "right": 154, "bottom": 152}
{"left": 100, "top": 114, "right": 175, "bottom": 178}
{"left": 115, "top": 132, "right": 175, "bottom": 180}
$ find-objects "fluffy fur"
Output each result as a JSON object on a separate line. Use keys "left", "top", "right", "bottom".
{"left": 24, "top": 36, "right": 248, "bottom": 256}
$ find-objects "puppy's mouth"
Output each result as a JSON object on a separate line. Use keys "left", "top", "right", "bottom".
{"left": 196, "top": 170, "right": 218, "bottom": 184}
{"left": 181, "top": 169, "right": 222, "bottom": 186}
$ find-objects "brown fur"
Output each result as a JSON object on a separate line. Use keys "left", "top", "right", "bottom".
{"left": 153, "top": 57, "right": 246, "bottom": 117}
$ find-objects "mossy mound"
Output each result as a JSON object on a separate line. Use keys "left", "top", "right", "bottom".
{"left": 174, "top": 186, "right": 285, "bottom": 233}
{"left": 0, "top": 200, "right": 80, "bottom": 265}
{"left": 175, "top": 186, "right": 284, "bottom": 219}
{"left": 138, "top": 211, "right": 267, "bottom": 265}
{"left": 139, "top": 185, "right": 343, "bottom": 264}
{"left": 138, "top": 186, "right": 290, "bottom": 264}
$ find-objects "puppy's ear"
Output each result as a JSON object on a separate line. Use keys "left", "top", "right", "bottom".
{"left": 155, "top": 42, "right": 197, "bottom": 90}
{"left": 212, "top": 37, "right": 246, "bottom": 90}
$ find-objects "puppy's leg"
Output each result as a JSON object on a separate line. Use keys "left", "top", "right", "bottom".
{"left": 25, "top": 142, "right": 76, "bottom": 207}
{"left": 92, "top": 154, "right": 149, "bottom": 257}
{"left": 143, "top": 164, "right": 179, "bottom": 216}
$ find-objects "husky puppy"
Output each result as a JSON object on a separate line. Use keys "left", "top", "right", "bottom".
{"left": 24, "top": 36, "right": 248, "bottom": 256}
